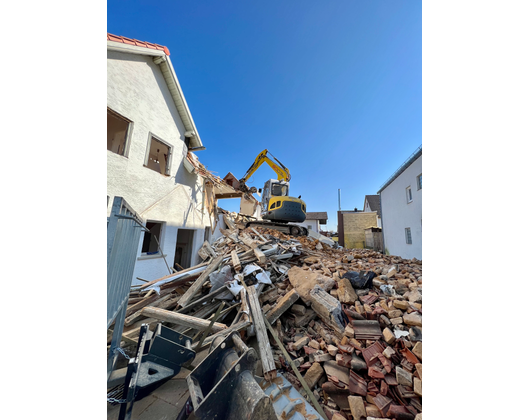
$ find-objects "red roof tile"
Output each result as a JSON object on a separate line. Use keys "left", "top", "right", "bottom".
{"left": 107, "top": 33, "right": 170, "bottom": 56}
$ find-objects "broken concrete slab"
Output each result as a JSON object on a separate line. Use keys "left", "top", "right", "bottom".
{"left": 403, "top": 313, "right": 422, "bottom": 327}
{"left": 309, "top": 285, "right": 345, "bottom": 334}
{"left": 336, "top": 277, "right": 358, "bottom": 304}
{"left": 287, "top": 266, "right": 335, "bottom": 301}
{"left": 396, "top": 366, "right": 413, "bottom": 387}
{"left": 304, "top": 362, "right": 324, "bottom": 389}
{"left": 348, "top": 395, "right": 366, "bottom": 420}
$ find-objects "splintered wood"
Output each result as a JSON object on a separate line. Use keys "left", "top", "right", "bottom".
{"left": 110, "top": 210, "right": 422, "bottom": 419}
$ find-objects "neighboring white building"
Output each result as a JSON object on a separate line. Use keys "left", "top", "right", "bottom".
{"left": 363, "top": 195, "right": 382, "bottom": 228}
{"left": 377, "top": 146, "right": 422, "bottom": 260}
{"left": 295, "top": 212, "right": 328, "bottom": 233}
{"left": 107, "top": 33, "right": 218, "bottom": 285}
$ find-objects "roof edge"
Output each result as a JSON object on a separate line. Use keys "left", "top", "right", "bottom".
{"left": 377, "top": 146, "right": 422, "bottom": 194}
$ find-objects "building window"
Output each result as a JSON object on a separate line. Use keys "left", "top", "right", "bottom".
{"left": 308, "top": 225, "right": 313, "bottom": 230}
{"left": 107, "top": 108, "right": 132, "bottom": 156}
{"left": 145, "top": 134, "right": 172, "bottom": 175}
{"left": 406, "top": 187, "right": 413, "bottom": 203}
{"left": 417, "top": 174, "right": 422, "bottom": 190}
{"left": 405, "top": 227, "right": 412, "bottom": 244}
{"left": 142, "top": 221, "right": 163, "bottom": 254}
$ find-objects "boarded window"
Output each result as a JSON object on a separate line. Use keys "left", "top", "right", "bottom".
{"left": 146, "top": 135, "right": 171, "bottom": 175}
{"left": 107, "top": 108, "right": 131, "bottom": 156}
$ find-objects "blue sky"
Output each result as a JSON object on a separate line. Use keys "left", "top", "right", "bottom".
{"left": 108, "top": 0, "right": 421, "bottom": 231}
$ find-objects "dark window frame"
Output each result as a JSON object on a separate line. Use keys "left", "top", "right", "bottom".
{"left": 144, "top": 133, "right": 173, "bottom": 176}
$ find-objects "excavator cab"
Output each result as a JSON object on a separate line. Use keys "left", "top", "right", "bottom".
{"left": 261, "top": 179, "right": 305, "bottom": 223}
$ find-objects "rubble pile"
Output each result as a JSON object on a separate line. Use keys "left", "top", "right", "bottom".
{"left": 110, "top": 214, "right": 422, "bottom": 420}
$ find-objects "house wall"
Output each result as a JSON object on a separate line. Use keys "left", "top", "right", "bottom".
{"left": 294, "top": 219, "right": 320, "bottom": 232}
{"left": 107, "top": 49, "right": 210, "bottom": 285}
{"left": 364, "top": 200, "right": 382, "bottom": 228}
{"left": 340, "top": 212, "right": 378, "bottom": 249}
{"left": 380, "top": 155, "right": 422, "bottom": 260}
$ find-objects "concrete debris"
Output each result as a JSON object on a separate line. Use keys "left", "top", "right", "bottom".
{"left": 113, "top": 211, "right": 422, "bottom": 419}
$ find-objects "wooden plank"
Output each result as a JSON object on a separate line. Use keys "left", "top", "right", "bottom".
{"left": 192, "top": 320, "right": 251, "bottom": 351}
{"left": 176, "top": 285, "right": 228, "bottom": 314}
{"left": 266, "top": 289, "right": 300, "bottom": 325}
{"left": 231, "top": 250, "right": 241, "bottom": 272}
{"left": 253, "top": 247, "right": 267, "bottom": 264}
{"left": 244, "top": 284, "right": 277, "bottom": 382}
{"left": 263, "top": 316, "right": 328, "bottom": 420}
{"left": 177, "top": 255, "right": 225, "bottom": 309}
{"left": 251, "top": 227, "right": 267, "bottom": 242}
{"left": 141, "top": 306, "right": 227, "bottom": 333}
{"left": 223, "top": 214, "right": 237, "bottom": 231}
{"left": 137, "top": 261, "right": 209, "bottom": 290}
{"left": 124, "top": 288, "right": 172, "bottom": 318}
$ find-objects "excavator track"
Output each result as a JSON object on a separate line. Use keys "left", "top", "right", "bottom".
{"left": 245, "top": 220, "right": 308, "bottom": 237}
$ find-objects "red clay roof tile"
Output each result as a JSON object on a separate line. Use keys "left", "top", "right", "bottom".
{"left": 107, "top": 33, "right": 170, "bottom": 56}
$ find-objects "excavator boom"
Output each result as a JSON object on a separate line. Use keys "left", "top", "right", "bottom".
{"left": 239, "top": 149, "right": 290, "bottom": 189}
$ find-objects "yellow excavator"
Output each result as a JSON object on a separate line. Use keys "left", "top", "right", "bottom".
{"left": 238, "top": 149, "right": 308, "bottom": 236}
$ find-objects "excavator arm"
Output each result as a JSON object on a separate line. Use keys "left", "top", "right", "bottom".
{"left": 238, "top": 149, "right": 291, "bottom": 192}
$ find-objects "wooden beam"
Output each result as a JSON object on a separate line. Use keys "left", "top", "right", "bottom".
{"left": 266, "top": 288, "right": 300, "bottom": 325}
{"left": 243, "top": 284, "right": 277, "bottom": 382}
{"left": 177, "top": 255, "right": 225, "bottom": 309}
{"left": 192, "top": 320, "right": 251, "bottom": 351}
{"left": 253, "top": 247, "right": 267, "bottom": 264}
{"left": 231, "top": 250, "right": 241, "bottom": 272}
{"left": 141, "top": 306, "right": 227, "bottom": 333}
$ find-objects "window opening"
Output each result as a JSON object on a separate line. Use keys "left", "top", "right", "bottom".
{"left": 107, "top": 108, "right": 131, "bottom": 156}
{"left": 417, "top": 174, "right": 422, "bottom": 190}
{"left": 142, "top": 222, "right": 163, "bottom": 254}
{"left": 146, "top": 135, "right": 171, "bottom": 175}
{"left": 270, "top": 202, "right": 277, "bottom": 209}
{"left": 174, "top": 229, "right": 194, "bottom": 270}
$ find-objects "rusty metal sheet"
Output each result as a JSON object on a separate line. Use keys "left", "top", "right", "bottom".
{"left": 349, "top": 370, "right": 367, "bottom": 396}
{"left": 361, "top": 340, "right": 386, "bottom": 366}
{"left": 373, "top": 394, "right": 392, "bottom": 417}
{"left": 352, "top": 320, "right": 382, "bottom": 340}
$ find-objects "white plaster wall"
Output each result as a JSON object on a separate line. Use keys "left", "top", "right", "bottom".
{"left": 107, "top": 49, "right": 212, "bottom": 284}
{"left": 380, "top": 155, "right": 422, "bottom": 260}
{"left": 295, "top": 219, "right": 320, "bottom": 232}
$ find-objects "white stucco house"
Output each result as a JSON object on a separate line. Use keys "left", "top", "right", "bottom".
{"left": 107, "top": 33, "right": 221, "bottom": 285}
{"left": 294, "top": 212, "right": 328, "bottom": 233}
{"left": 363, "top": 195, "right": 382, "bottom": 228}
{"left": 377, "top": 146, "right": 422, "bottom": 260}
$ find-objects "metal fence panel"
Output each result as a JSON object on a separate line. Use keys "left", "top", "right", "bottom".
{"left": 107, "top": 197, "right": 145, "bottom": 379}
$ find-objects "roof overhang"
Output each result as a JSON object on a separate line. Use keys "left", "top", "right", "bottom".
{"left": 107, "top": 40, "right": 204, "bottom": 151}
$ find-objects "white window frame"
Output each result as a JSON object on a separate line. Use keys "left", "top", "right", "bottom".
{"left": 144, "top": 133, "right": 173, "bottom": 176}
{"left": 406, "top": 186, "right": 413, "bottom": 203}
{"left": 405, "top": 227, "right": 412, "bottom": 244}
{"left": 417, "top": 174, "right": 422, "bottom": 190}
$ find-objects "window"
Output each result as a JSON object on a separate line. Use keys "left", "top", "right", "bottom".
{"left": 417, "top": 174, "right": 422, "bottom": 190}
{"left": 145, "top": 134, "right": 172, "bottom": 175}
{"left": 405, "top": 227, "right": 412, "bottom": 244}
{"left": 107, "top": 108, "right": 131, "bottom": 156}
{"left": 406, "top": 187, "right": 412, "bottom": 203}
{"left": 270, "top": 202, "right": 277, "bottom": 209}
{"left": 271, "top": 184, "right": 288, "bottom": 196}
{"left": 142, "top": 222, "right": 163, "bottom": 254}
